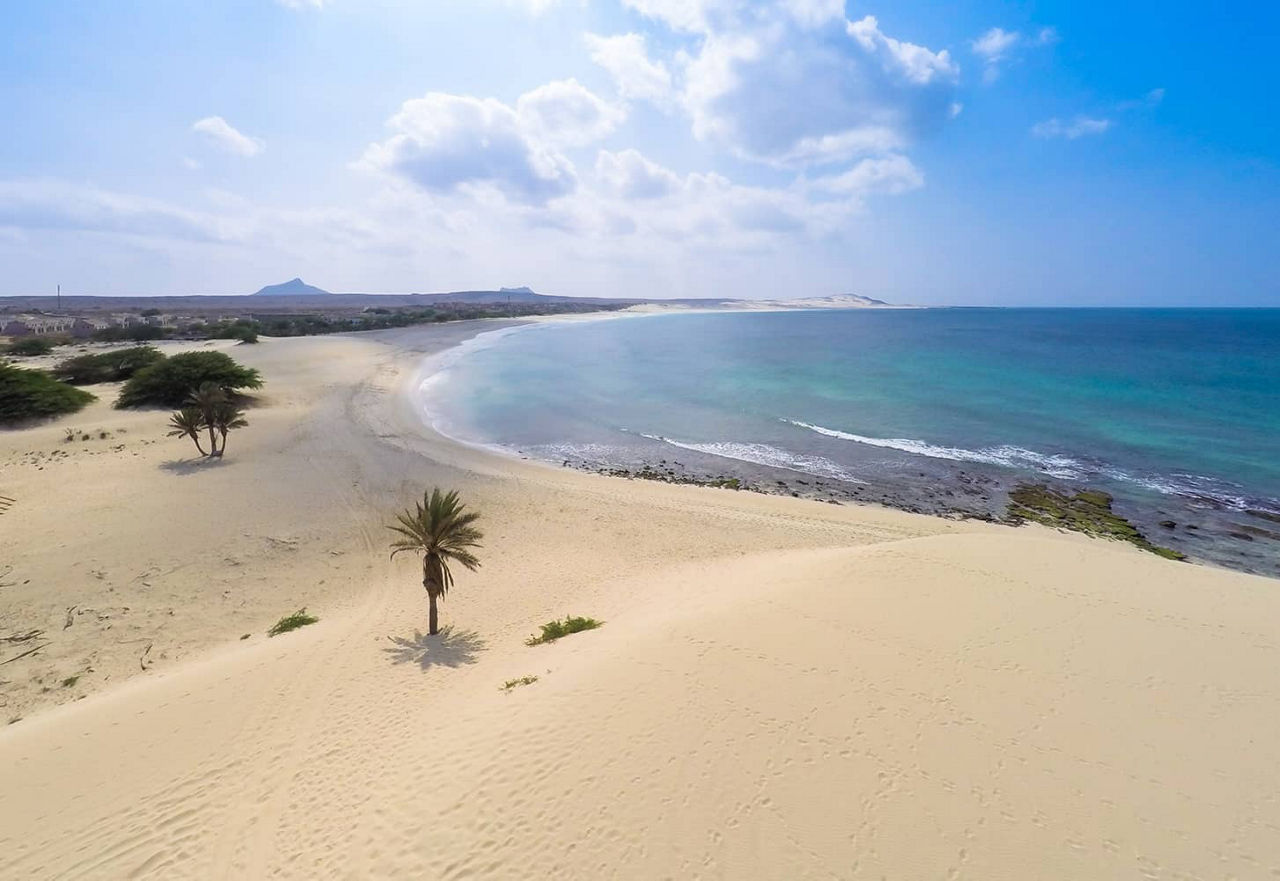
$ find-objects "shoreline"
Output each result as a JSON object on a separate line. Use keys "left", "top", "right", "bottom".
{"left": 3, "top": 321, "right": 1279, "bottom": 878}
{"left": 410, "top": 313, "right": 1280, "bottom": 579}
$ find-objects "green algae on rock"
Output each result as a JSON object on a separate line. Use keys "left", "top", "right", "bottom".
{"left": 1007, "top": 484, "right": 1186, "bottom": 561}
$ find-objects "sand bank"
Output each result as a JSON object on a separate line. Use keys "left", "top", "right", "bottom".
{"left": 1, "top": 322, "right": 1277, "bottom": 879}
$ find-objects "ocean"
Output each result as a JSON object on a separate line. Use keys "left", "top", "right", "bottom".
{"left": 421, "top": 308, "right": 1280, "bottom": 576}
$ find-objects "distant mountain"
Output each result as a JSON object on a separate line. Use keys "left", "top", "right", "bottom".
{"left": 499, "top": 286, "right": 535, "bottom": 295}
{"left": 251, "top": 278, "right": 330, "bottom": 297}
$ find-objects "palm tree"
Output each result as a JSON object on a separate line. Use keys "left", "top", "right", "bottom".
{"left": 388, "top": 488, "right": 484, "bottom": 635}
{"left": 210, "top": 401, "right": 248, "bottom": 457}
{"left": 186, "top": 382, "right": 227, "bottom": 456}
{"left": 166, "top": 408, "right": 207, "bottom": 456}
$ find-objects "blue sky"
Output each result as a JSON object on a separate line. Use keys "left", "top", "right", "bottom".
{"left": 0, "top": 0, "right": 1276, "bottom": 305}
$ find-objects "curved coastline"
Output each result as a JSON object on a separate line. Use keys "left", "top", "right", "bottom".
{"left": 2, "top": 322, "right": 1279, "bottom": 878}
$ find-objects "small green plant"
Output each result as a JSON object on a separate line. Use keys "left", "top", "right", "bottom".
{"left": 525, "top": 615, "right": 603, "bottom": 646}
{"left": 61, "top": 675, "right": 80, "bottom": 688}
{"left": 267, "top": 608, "right": 319, "bottom": 637}
{"left": 500, "top": 675, "right": 539, "bottom": 692}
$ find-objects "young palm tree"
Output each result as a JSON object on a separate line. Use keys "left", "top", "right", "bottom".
{"left": 210, "top": 401, "right": 248, "bottom": 457}
{"left": 388, "top": 488, "right": 484, "bottom": 635}
{"left": 166, "top": 408, "right": 208, "bottom": 456}
{"left": 186, "top": 382, "right": 227, "bottom": 456}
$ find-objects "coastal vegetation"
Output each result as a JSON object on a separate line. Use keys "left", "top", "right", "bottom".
{"left": 117, "top": 351, "right": 262, "bottom": 408}
{"left": 5, "top": 337, "right": 57, "bottom": 356}
{"left": 0, "top": 364, "right": 96, "bottom": 424}
{"left": 52, "top": 346, "right": 164, "bottom": 385}
{"left": 500, "top": 675, "right": 539, "bottom": 692}
{"left": 1006, "top": 484, "right": 1186, "bottom": 560}
{"left": 267, "top": 608, "right": 319, "bottom": 637}
{"left": 166, "top": 383, "right": 249, "bottom": 458}
{"left": 388, "top": 488, "right": 484, "bottom": 636}
{"left": 525, "top": 616, "right": 603, "bottom": 646}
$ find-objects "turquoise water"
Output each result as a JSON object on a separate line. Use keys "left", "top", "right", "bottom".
{"left": 424, "top": 308, "right": 1280, "bottom": 572}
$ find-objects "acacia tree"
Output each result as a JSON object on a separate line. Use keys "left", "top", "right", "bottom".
{"left": 388, "top": 489, "right": 484, "bottom": 635}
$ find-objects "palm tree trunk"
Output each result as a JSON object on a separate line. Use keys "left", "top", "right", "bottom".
{"left": 428, "top": 593, "right": 439, "bottom": 635}
{"left": 191, "top": 435, "right": 206, "bottom": 456}
{"left": 206, "top": 424, "right": 219, "bottom": 457}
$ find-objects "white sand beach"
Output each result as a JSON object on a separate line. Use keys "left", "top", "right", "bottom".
{"left": 2, "top": 322, "right": 1278, "bottom": 879}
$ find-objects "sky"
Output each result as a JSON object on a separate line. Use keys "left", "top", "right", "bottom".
{"left": 0, "top": 0, "right": 1277, "bottom": 305}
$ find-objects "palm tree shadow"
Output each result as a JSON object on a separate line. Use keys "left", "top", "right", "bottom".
{"left": 384, "top": 625, "right": 486, "bottom": 671}
{"left": 160, "top": 457, "right": 229, "bottom": 476}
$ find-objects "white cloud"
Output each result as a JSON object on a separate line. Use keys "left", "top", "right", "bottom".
{"left": 972, "top": 27, "right": 1019, "bottom": 63}
{"left": 357, "top": 92, "right": 578, "bottom": 205}
{"left": 781, "top": 0, "right": 845, "bottom": 29}
{"left": 0, "top": 179, "right": 226, "bottom": 241}
{"left": 1031, "top": 116, "right": 1112, "bottom": 139}
{"left": 182, "top": 157, "right": 202, "bottom": 171}
{"left": 813, "top": 154, "right": 923, "bottom": 196}
{"left": 192, "top": 116, "right": 264, "bottom": 157}
{"left": 276, "top": 0, "right": 324, "bottom": 9}
{"left": 515, "top": 78, "right": 625, "bottom": 148}
{"left": 586, "top": 32, "right": 673, "bottom": 104}
{"left": 681, "top": 12, "right": 957, "bottom": 165}
{"left": 971, "top": 24, "right": 1056, "bottom": 81}
{"left": 595, "top": 149, "right": 681, "bottom": 199}
{"left": 846, "top": 16, "right": 957, "bottom": 86}
{"left": 621, "top": 0, "right": 720, "bottom": 33}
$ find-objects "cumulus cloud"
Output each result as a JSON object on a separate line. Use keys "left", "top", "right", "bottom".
{"left": 192, "top": 116, "right": 264, "bottom": 157}
{"left": 515, "top": 79, "right": 625, "bottom": 147}
{"left": 357, "top": 93, "right": 578, "bottom": 205}
{"left": 679, "top": 11, "right": 957, "bottom": 166}
{"left": 585, "top": 33, "right": 673, "bottom": 104}
{"left": 1031, "top": 116, "right": 1112, "bottom": 139}
{"left": 594, "top": 149, "right": 681, "bottom": 199}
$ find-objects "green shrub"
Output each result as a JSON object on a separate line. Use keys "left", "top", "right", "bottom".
{"left": 52, "top": 346, "right": 164, "bottom": 385}
{"left": 0, "top": 365, "right": 96, "bottom": 424}
{"left": 267, "top": 608, "right": 318, "bottom": 637}
{"left": 500, "top": 675, "right": 539, "bottom": 691}
{"left": 91, "top": 325, "right": 168, "bottom": 343}
{"left": 5, "top": 337, "right": 54, "bottom": 356}
{"left": 117, "top": 351, "right": 262, "bottom": 408}
{"left": 525, "top": 615, "right": 603, "bottom": 646}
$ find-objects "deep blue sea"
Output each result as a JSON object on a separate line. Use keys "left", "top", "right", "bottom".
{"left": 422, "top": 308, "right": 1280, "bottom": 575}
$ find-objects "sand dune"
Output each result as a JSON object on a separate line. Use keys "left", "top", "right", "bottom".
{"left": 2, "top": 324, "right": 1278, "bottom": 879}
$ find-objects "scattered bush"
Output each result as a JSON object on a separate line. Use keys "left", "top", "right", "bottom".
{"left": 525, "top": 615, "right": 603, "bottom": 646}
{"left": 0, "top": 364, "right": 96, "bottom": 424}
{"left": 5, "top": 337, "right": 55, "bottom": 356}
{"left": 267, "top": 608, "right": 319, "bottom": 637}
{"left": 52, "top": 346, "right": 164, "bottom": 385}
{"left": 91, "top": 324, "right": 169, "bottom": 343}
{"left": 61, "top": 675, "right": 80, "bottom": 688}
{"left": 117, "top": 351, "right": 262, "bottom": 408}
{"left": 500, "top": 675, "right": 539, "bottom": 692}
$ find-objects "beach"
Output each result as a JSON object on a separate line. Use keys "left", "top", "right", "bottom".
{"left": 2, "top": 320, "right": 1279, "bottom": 879}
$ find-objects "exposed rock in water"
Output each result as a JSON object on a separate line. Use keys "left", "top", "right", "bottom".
{"left": 1006, "top": 484, "right": 1186, "bottom": 561}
